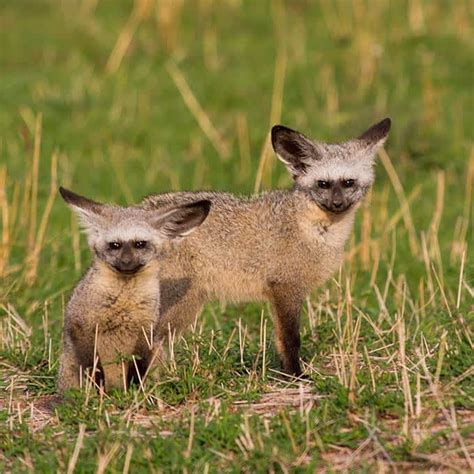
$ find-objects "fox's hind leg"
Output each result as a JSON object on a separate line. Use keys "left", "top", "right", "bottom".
{"left": 268, "top": 282, "right": 303, "bottom": 376}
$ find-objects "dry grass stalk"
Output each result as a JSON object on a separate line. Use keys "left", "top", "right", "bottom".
{"left": 0, "top": 166, "right": 10, "bottom": 277}
{"left": 320, "top": 64, "right": 339, "bottom": 117}
{"left": 420, "top": 233, "right": 436, "bottom": 307}
{"left": 25, "top": 151, "right": 58, "bottom": 284}
{"left": 449, "top": 149, "right": 473, "bottom": 261}
{"left": 108, "top": 146, "right": 135, "bottom": 204}
{"left": 383, "top": 185, "right": 422, "bottom": 237}
{"left": 66, "top": 424, "right": 86, "bottom": 474}
{"left": 183, "top": 405, "right": 196, "bottom": 459}
{"left": 105, "top": 0, "right": 153, "bottom": 75}
{"left": 417, "top": 348, "right": 474, "bottom": 470}
{"left": 80, "top": 0, "right": 98, "bottom": 15}
{"left": 70, "top": 212, "right": 81, "bottom": 272}
{"left": 254, "top": 0, "right": 287, "bottom": 192}
{"left": 378, "top": 147, "right": 419, "bottom": 255}
{"left": 463, "top": 148, "right": 473, "bottom": 221}
{"left": 96, "top": 443, "right": 121, "bottom": 474}
{"left": 348, "top": 312, "right": 362, "bottom": 403}
{"left": 122, "top": 444, "right": 134, "bottom": 474}
{"left": 408, "top": 0, "right": 426, "bottom": 34}
{"left": 166, "top": 61, "right": 230, "bottom": 161}
{"left": 1, "top": 304, "right": 32, "bottom": 353}
{"left": 359, "top": 193, "right": 372, "bottom": 269}
{"left": 428, "top": 171, "right": 445, "bottom": 245}
{"left": 156, "top": 0, "right": 183, "bottom": 54}
{"left": 456, "top": 249, "right": 466, "bottom": 309}
{"left": 236, "top": 113, "right": 251, "bottom": 185}
{"left": 27, "top": 113, "right": 42, "bottom": 255}
{"left": 397, "top": 302, "right": 414, "bottom": 437}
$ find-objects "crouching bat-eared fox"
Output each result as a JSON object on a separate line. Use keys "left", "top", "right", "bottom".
{"left": 141, "top": 118, "right": 391, "bottom": 377}
{"left": 57, "top": 187, "right": 211, "bottom": 393}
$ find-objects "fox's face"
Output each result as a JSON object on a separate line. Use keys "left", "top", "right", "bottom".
{"left": 60, "top": 188, "right": 210, "bottom": 276}
{"left": 271, "top": 118, "right": 391, "bottom": 214}
{"left": 93, "top": 221, "right": 168, "bottom": 274}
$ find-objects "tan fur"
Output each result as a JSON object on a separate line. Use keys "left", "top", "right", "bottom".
{"left": 142, "top": 118, "right": 390, "bottom": 375}
{"left": 57, "top": 187, "right": 210, "bottom": 392}
{"left": 58, "top": 260, "right": 163, "bottom": 393}
{"left": 141, "top": 189, "right": 357, "bottom": 375}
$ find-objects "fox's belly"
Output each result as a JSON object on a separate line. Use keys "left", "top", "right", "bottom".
{"left": 160, "top": 243, "right": 344, "bottom": 303}
{"left": 160, "top": 254, "right": 265, "bottom": 302}
{"left": 205, "top": 268, "right": 267, "bottom": 302}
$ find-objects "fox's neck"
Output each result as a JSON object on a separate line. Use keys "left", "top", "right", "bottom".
{"left": 295, "top": 191, "right": 358, "bottom": 248}
{"left": 91, "top": 260, "right": 160, "bottom": 296}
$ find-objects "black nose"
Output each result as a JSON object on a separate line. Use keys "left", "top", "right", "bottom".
{"left": 332, "top": 201, "right": 343, "bottom": 209}
{"left": 114, "top": 261, "right": 143, "bottom": 274}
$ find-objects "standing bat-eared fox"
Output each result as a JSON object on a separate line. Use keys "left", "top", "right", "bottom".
{"left": 141, "top": 118, "right": 391, "bottom": 376}
{"left": 57, "top": 187, "right": 210, "bottom": 393}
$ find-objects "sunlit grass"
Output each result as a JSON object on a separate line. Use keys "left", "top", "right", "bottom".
{"left": 1, "top": 0, "right": 473, "bottom": 471}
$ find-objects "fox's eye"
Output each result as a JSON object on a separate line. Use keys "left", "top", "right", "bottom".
{"left": 342, "top": 179, "right": 355, "bottom": 188}
{"left": 317, "top": 180, "right": 331, "bottom": 189}
{"left": 134, "top": 241, "right": 148, "bottom": 249}
{"left": 108, "top": 241, "right": 121, "bottom": 250}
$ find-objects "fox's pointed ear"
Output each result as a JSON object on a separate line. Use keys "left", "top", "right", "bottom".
{"left": 152, "top": 200, "right": 211, "bottom": 240}
{"left": 356, "top": 117, "right": 391, "bottom": 152}
{"left": 271, "top": 125, "right": 321, "bottom": 177}
{"left": 59, "top": 186, "right": 105, "bottom": 233}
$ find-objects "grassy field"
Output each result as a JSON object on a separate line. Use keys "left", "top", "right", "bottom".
{"left": 1, "top": 0, "right": 473, "bottom": 471}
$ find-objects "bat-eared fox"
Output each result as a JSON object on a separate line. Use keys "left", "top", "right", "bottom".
{"left": 57, "top": 187, "right": 210, "bottom": 392}
{"left": 141, "top": 118, "right": 391, "bottom": 376}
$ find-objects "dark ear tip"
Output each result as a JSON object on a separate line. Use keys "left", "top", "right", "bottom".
{"left": 198, "top": 199, "right": 211, "bottom": 217}
{"left": 271, "top": 124, "right": 293, "bottom": 134}
{"left": 186, "top": 199, "right": 212, "bottom": 218}
{"left": 58, "top": 187, "right": 103, "bottom": 212}
{"left": 379, "top": 117, "right": 392, "bottom": 132}
{"left": 59, "top": 186, "right": 73, "bottom": 202}
{"left": 271, "top": 124, "right": 296, "bottom": 147}
{"left": 271, "top": 125, "right": 283, "bottom": 143}
{"left": 359, "top": 117, "right": 392, "bottom": 142}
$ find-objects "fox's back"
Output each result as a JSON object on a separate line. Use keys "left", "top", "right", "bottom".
{"left": 144, "top": 191, "right": 295, "bottom": 260}
{"left": 142, "top": 191, "right": 350, "bottom": 301}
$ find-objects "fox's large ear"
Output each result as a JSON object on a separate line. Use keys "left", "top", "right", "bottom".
{"left": 356, "top": 117, "right": 391, "bottom": 155}
{"left": 271, "top": 125, "right": 321, "bottom": 177}
{"left": 152, "top": 200, "right": 211, "bottom": 240}
{"left": 59, "top": 186, "right": 106, "bottom": 233}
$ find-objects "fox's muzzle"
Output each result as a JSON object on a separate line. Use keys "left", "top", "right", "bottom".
{"left": 113, "top": 262, "right": 144, "bottom": 274}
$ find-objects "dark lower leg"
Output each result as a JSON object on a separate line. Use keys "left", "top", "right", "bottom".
{"left": 269, "top": 286, "right": 303, "bottom": 376}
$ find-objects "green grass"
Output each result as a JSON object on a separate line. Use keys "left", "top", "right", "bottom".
{"left": 1, "top": 0, "right": 473, "bottom": 471}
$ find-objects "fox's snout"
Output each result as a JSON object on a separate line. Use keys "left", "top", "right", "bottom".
{"left": 111, "top": 246, "right": 144, "bottom": 274}
{"left": 322, "top": 186, "right": 351, "bottom": 214}
{"left": 113, "top": 261, "right": 144, "bottom": 274}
